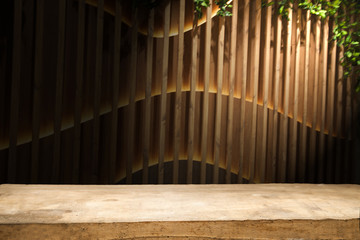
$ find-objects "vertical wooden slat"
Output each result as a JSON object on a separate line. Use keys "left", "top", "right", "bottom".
{"left": 259, "top": 0, "right": 272, "bottom": 183}
{"left": 335, "top": 46, "right": 344, "bottom": 183}
{"left": 158, "top": 2, "right": 171, "bottom": 184}
{"left": 200, "top": 1, "right": 212, "bottom": 184}
{"left": 249, "top": 0, "right": 261, "bottom": 183}
{"left": 8, "top": 0, "right": 22, "bottom": 183}
{"left": 143, "top": 9, "right": 154, "bottom": 184}
{"left": 238, "top": 0, "right": 250, "bottom": 184}
{"left": 318, "top": 18, "right": 329, "bottom": 183}
{"left": 271, "top": 11, "right": 282, "bottom": 182}
{"left": 92, "top": 0, "right": 104, "bottom": 183}
{"left": 73, "top": 0, "right": 85, "bottom": 183}
{"left": 31, "top": 0, "right": 44, "bottom": 183}
{"left": 53, "top": 0, "right": 67, "bottom": 183}
{"left": 187, "top": 15, "right": 198, "bottom": 184}
{"left": 344, "top": 56, "right": 352, "bottom": 184}
{"left": 289, "top": 8, "right": 301, "bottom": 182}
{"left": 213, "top": 16, "right": 225, "bottom": 184}
{"left": 173, "top": 0, "right": 184, "bottom": 184}
{"left": 326, "top": 31, "right": 337, "bottom": 183}
{"left": 279, "top": 7, "right": 293, "bottom": 183}
{"left": 127, "top": 9, "right": 138, "bottom": 184}
{"left": 110, "top": 0, "right": 121, "bottom": 184}
{"left": 299, "top": 10, "right": 311, "bottom": 182}
{"left": 309, "top": 17, "right": 321, "bottom": 183}
{"left": 225, "top": 0, "right": 238, "bottom": 184}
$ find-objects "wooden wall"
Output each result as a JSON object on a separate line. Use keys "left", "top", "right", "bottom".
{"left": 0, "top": 0, "right": 359, "bottom": 184}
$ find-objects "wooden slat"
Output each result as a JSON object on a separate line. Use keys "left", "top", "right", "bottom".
{"left": 279, "top": 7, "right": 293, "bottom": 183}
{"left": 318, "top": 18, "right": 329, "bottom": 183}
{"left": 225, "top": 0, "right": 238, "bottom": 184}
{"left": 92, "top": 0, "right": 104, "bottom": 183}
{"left": 213, "top": 16, "right": 225, "bottom": 184}
{"left": 249, "top": 0, "right": 261, "bottom": 183}
{"left": 8, "top": 0, "right": 22, "bottom": 183}
{"left": 53, "top": 0, "right": 67, "bottom": 183}
{"left": 289, "top": 8, "right": 301, "bottom": 183}
{"left": 143, "top": 9, "right": 154, "bottom": 184}
{"left": 238, "top": 0, "right": 250, "bottom": 184}
{"left": 200, "top": 1, "right": 212, "bottom": 184}
{"left": 73, "top": 0, "right": 85, "bottom": 183}
{"left": 127, "top": 9, "right": 138, "bottom": 184}
{"left": 173, "top": 0, "right": 184, "bottom": 184}
{"left": 271, "top": 11, "right": 282, "bottom": 182}
{"left": 326, "top": 31, "right": 337, "bottom": 183}
{"left": 110, "top": 0, "right": 122, "bottom": 184}
{"left": 158, "top": 2, "right": 171, "bottom": 184}
{"left": 187, "top": 14, "right": 198, "bottom": 184}
{"left": 259, "top": 0, "right": 272, "bottom": 183}
{"left": 299, "top": 10, "right": 311, "bottom": 182}
{"left": 309, "top": 17, "right": 321, "bottom": 183}
{"left": 31, "top": 0, "right": 44, "bottom": 183}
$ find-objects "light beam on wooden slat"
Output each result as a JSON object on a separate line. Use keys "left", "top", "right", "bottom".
{"left": 53, "top": 0, "right": 67, "bottom": 183}
{"left": 279, "top": 7, "right": 293, "bottom": 183}
{"left": 309, "top": 17, "right": 321, "bottom": 183}
{"left": 318, "top": 18, "right": 329, "bottom": 183}
{"left": 31, "top": 0, "right": 44, "bottom": 183}
{"left": 326, "top": 32, "right": 337, "bottom": 183}
{"left": 158, "top": 2, "right": 171, "bottom": 184}
{"left": 110, "top": 0, "right": 121, "bottom": 184}
{"left": 289, "top": 8, "right": 301, "bottom": 183}
{"left": 8, "top": 0, "right": 22, "bottom": 183}
{"left": 127, "top": 9, "right": 138, "bottom": 184}
{"left": 187, "top": 17, "right": 198, "bottom": 184}
{"left": 173, "top": 0, "right": 184, "bottom": 184}
{"left": 299, "top": 10, "right": 311, "bottom": 182}
{"left": 73, "top": 0, "right": 85, "bottom": 183}
{"left": 200, "top": 1, "right": 212, "bottom": 184}
{"left": 249, "top": 0, "right": 261, "bottom": 183}
{"left": 143, "top": 9, "right": 154, "bottom": 184}
{"left": 225, "top": 0, "right": 238, "bottom": 184}
{"left": 213, "top": 16, "right": 225, "bottom": 184}
{"left": 271, "top": 11, "right": 282, "bottom": 182}
{"left": 259, "top": 0, "right": 272, "bottom": 183}
{"left": 92, "top": 0, "right": 104, "bottom": 183}
{"left": 238, "top": 0, "right": 250, "bottom": 184}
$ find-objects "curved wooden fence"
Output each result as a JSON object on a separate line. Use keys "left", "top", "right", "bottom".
{"left": 0, "top": 0, "right": 358, "bottom": 184}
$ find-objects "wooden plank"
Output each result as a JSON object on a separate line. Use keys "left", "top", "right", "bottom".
{"left": 173, "top": 0, "right": 184, "bottom": 184}
{"left": 318, "top": 18, "right": 329, "bottom": 183}
{"left": 127, "top": 9, "right": 138, "bottom": 184}
{"left": 200, "top": 1, "right": 212, "bottom": 184}
{"left": 158, "top": 2, "right": 171, "bottom": 184}
{"left": 279, "top": 7, "right": 293, "bottom": 183}
{"left": 289, "top": 8, "right": 301, "bottom": 183}
{"left": 335, "top": 46, "right": 344, "bottom": 183}
{"left": 213, "top": 16, "right": 225, "bottom": 184}
{"left": 259, "top": 0, "right": 272, "bottom": 183}
{"left": 299, "top": 10, "right": 311, "bottom": 182}
{"left": 92, "top": 0, "right": 104, "bottom": 183}
{"left": 52, "top": 0, "right": 67, "bottom": 183}
{"left": 309, "top": 17, "right": 321, "bottom": 183}
{"left": 225, "top": 0, "right": 238, "bottom": 184}
{"left": 187, "top": 14, "right": 198, "bottom": 184}
{"left": 326, "top": 30, "right": 337, "bottom": 183}
{"left": 31, "top": 0, "right": 45, "bottom": 183}
{"left": 143, "top": 9, "right": 154, "bottom": 184}
{"left": 248, "top": 0, "right": 261, "bottom": 183}
{"left": 8, "top": 0, "right": 22, "bottom": 183}
{"left": 271, "top": 11, "right": 282, "bottom": 183}
{"left": 73, "top": 0, "right": 85, "bottom": 183}
{"left": 110, "top": 0, "right": 122, "bottom": 184}
{"left": 238, "top": 0, "right": 250, "bottom": 184}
